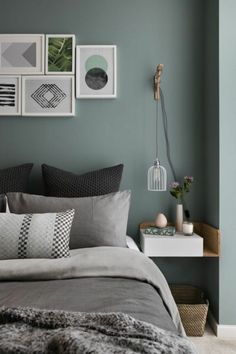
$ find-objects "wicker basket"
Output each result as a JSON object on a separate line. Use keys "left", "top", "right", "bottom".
{"left": 170, "top": 285, "right": 209, "bottom": 336}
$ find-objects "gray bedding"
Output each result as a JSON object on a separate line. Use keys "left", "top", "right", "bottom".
{"left": 0, "top": 278, "right": 177, "bottom": 334}
{"left": 0, "top": 247, "right": 183, "bottom": 336}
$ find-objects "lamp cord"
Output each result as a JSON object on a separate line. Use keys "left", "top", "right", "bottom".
{"left": 159, "top": 87, "right": 189, "bottom": 218}
{"left": 156, "top": 100, "right": 159, "bottom": 158}
{"left": 159, "top": 88, "right": 177, "bottom": 181}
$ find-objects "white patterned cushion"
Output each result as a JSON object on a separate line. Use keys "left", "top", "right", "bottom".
{"left": 0, "top": 209, "right": 74, "bottom": 260}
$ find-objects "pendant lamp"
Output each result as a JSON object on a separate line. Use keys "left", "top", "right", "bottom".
{"left": 147, "top": 64, "right": 167, "bottom": 191}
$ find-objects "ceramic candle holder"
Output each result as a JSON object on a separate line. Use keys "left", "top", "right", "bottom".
{"left": 183, "top": 221, "right": 194, "bottom": 236}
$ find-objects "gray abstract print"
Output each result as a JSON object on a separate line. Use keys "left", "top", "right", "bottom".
{"left": 0, "top": 83, "right": 15, "bottom": 106}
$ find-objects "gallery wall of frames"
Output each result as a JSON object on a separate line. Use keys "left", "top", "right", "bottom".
{"left": 0, "top": 34, "right": 117, "bottom": 116}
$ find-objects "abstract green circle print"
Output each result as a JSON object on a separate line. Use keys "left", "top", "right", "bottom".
{"left": 85, "top": 55, "right": 108, "bottom": 90}
{"left": 76, "top": 45, "right": 117, "bottom": 98}
{"left": 47, "top": 35, "right": 75, "bottom": 74}
{"left": 85, "top": 55, "right": 108, "bottom": 72}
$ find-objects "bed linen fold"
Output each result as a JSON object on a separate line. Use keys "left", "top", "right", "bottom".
{"left": 0, "top": 247, "right": 184, "bottom": 335}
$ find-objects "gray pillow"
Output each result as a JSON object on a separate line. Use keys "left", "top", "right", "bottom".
{"left": 0, "top": 163, "right": 33, "bottom": 194}
{"left": 0, "top": 194, "right": 6, "bottom": 212}
{"left": 42, "top": 163, "right": 124, "bottom": 197}
{"left": 7, "top": 191, "right": 131, "bottom": 249}
{"left": 0, "top": 209, "right": 75, "bottom": 260}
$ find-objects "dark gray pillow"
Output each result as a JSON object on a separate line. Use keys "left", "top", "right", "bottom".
{"left": 0, "top": 195, "right": 6, "bottom": 212}
{"left": 7, "top": 191, "right": 131, "bottom": 249}
{"left": 0, "top": 163, "right": 33, "bottom": 194}
{"left": 42, "top": 164, "right": 123, "bottom": 197}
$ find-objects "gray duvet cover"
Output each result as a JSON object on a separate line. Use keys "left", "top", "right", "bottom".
{"left": 0, "top": 278, "right": 177, "bottom": 334}
{"left": 0, "top": 247, "right": 183, "bottom": 335}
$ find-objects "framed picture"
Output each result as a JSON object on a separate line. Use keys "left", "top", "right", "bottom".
{"left": 0, "top": 34, "right": 44, "bottom": 74}
{"left": 76, "top": 45, "right": 117, "bottom": 99}
{"left": 22, "top": 76, "right": 75, "bottom": 116}
{"left": 46, "top": 34, "right": 75, "bottom": 75}
{"left": 0, "top": 76, "right": 21, "bottom": 115}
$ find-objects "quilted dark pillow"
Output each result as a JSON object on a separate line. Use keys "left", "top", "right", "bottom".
{"left": 42, "top": 164, "right": 124, "bottom": 197}
{"left": 0, "top": 194, "right": 6, "bottom": 212}
{"left": 0, "top": 163, "right": 33, "bottom": 195}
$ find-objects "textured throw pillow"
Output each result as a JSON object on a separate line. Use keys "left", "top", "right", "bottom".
{"left": 42, "top": 164, "right": 124, "bottom": 197}
{"left": 7, "top": 191, "right": 131, "bottom": 249}
{"left": 0, "top": 209, "right": 75, "bottom": 260}
{"left": 0, "top": 195, "right": 6, "bottom": 212}
{"left": 0, "top": 163, "right": 33, "bottom": 194}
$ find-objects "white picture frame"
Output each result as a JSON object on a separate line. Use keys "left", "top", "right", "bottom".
{"left": 0, "top": 34, "right": 44, "bottom": 75}
{"left": 76, "top": 45, "right": 117, "bottom": 99}
{"left": 45, "top": 34, "right": 75, "bottom": 75}
{"left": 22, "top": 75, "right": 75, "bottom": 117}
{"left": 0, "top": 75, "right": 21, "bottom": 116}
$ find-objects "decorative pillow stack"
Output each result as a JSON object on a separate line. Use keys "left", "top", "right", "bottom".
{"left": 3, "top": 163, "right": 130, "bottom": 255}
{"left": 0, "top": 209, "right": 74, "bottom": 260}
{"left": 7, "top": 190, "right": 131, "bottom": 249}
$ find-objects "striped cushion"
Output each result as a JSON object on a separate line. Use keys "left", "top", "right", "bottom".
{"left": 0, "top": 209, "right": 74, "bottom": 260}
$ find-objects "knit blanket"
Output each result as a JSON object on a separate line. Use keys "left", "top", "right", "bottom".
{"left": 0, "top": 307, "right": 196, "bottom": 354}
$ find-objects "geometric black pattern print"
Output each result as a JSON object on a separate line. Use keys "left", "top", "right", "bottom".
{"left": 0, "top": 83, "right": 16, "bottom": 107}
{"left": 31, "top": 84, "right": 66, "bottom": 109}
{"left": 51, "top": 209, "right": 75, "bottom": 258}
{"left": 18, "top": 214, "right": 32, "bottom": 259}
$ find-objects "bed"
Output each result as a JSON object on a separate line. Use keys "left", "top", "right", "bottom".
{"left": 0, "top": 182, "right": 196, "bottom": 353}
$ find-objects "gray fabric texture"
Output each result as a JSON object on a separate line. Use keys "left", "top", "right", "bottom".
{"left": 0, "top": 194, "right": 6, "bottom": 212}
{"left": 0, "top": 209, "right": 75, "bottom": 259}
{"left": 0, "top": 246, "right": 184, "bottom": 335}
{"left": 7, "top": 191, "right": 130, "bottom": 249}
{"left": 0, "top": 163, "right": 33, "bottom": 194}
{"left": 0, "top": 307, "right": 196, "bottom": 354}
{"left": 0, "top": 277, "right": 177, "bottom": 333}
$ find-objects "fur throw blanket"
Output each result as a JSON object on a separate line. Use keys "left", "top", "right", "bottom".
{"left": 0, "top": 307, "right": 196, "bottom": 354}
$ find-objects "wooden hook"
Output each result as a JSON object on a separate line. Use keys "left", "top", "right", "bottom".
{"left": 154, "top": 64, "right": 164, "bottom": 101}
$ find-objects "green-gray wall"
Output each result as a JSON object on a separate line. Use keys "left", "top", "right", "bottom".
{"left": 219, "top": 0, "right": 236, "bottom": 325}
{"left": 204, "top": 0, "right": 236, "bottom": 326}
{"left": 0, "top": 1, "right": 205, "bottom": 230}
{"left": 204, "top": 0, "right": 219, "bottom": 322}
{"left": 1, "top": 0, "right": 231, "bottom": 322}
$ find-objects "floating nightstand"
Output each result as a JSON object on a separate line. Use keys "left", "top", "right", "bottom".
{"left": 140, "top": 222, "right": 220, "bottom": 258}
{"left": 140, "top": 229, "right": 203, "bottom": 257}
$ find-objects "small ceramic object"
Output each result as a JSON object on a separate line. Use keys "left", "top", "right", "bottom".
{"left": 183, "top": 221, "right": 194, "bottom": 236}
{"left": 155, "top": 213, "right": 167, "bottom": 228}
{"left": 176, "top": 204, "right": 183, "bottom": 232}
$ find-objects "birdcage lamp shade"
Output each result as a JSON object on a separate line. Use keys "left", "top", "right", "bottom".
{"left": 148, "top": 159, "right": 167, "bottom": 191}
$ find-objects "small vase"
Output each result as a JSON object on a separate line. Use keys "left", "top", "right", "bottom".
{"left": 176, "top": 203, "right": 183, "bottom": 232}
